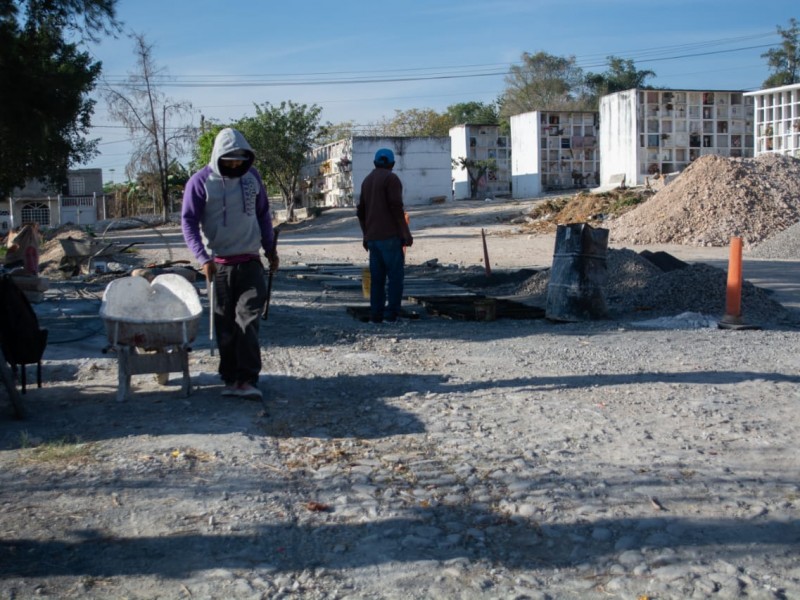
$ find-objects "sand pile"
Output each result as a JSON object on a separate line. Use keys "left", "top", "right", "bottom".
{"left": 608, "top": 154, "right": 800, "bottom": 249}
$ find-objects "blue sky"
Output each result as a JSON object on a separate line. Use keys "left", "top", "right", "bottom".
{"left": 80, "top": 0, "right": 798, "bottom": 181}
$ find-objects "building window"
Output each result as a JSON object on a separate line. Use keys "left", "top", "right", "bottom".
{"left": 68, "top": 176, "right": 86, "bottom": 196}
{"left": 21, "top": 202, "right": 50, "bottom": 226}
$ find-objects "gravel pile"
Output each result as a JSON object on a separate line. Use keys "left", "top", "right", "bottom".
{"left": 608, "top": 154, "right": 800, "bottom": 249}
{"left": 511, "top": 248, "right": 795, "bottom": 324}
{"left": 749, "top": 219, "right": 800, "bottom": 259}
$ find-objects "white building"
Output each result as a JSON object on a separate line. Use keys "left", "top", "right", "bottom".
{"left": 744, "top": 83, "right": 800, "bottom": 157}
{"left": 450, "top": 124, "right": 510, "bottom": 200}
{"left": 510, "top": 110, "right": 600, "bottom": 199}
{"left": 301, "top": 136, "right": 451, "bottom": 208}
{"left": 599, "top": 88, "right": 754, "bottom": 187}
{"left": 2, "top": 168, "right": 104, "bottom": 230}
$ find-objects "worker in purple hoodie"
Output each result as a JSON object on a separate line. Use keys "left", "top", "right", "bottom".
{"left": 182, "top": 127, "right": 279, "bottom": 400}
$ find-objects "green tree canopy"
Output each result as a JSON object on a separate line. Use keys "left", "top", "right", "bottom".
{"left": 0, "top": 0, "right": 120, "bottom": 198}
{"left": 367, "top": 108, "right": 451, "bottom": 137}
{"left": 500, "top": 51, "right": 592, "bottom": 120}
{"left": 762, "top": 17, "right": 800, "bottom": 87}
{"left": 190, "top": 122, "right": 227, "bottom": 172}
{"left": 236, "top": 101, "right": 323, "bottom": 218}
{"left": 585, "top": 56, "right": 655, "bottom": 104}
{"left": 443, "top": 101, "right": 500, "bottom": 126}
{"left": 453, "top": 157, "right": 497, "bottom": 199}
{"left": 317, "top": 120, "right": 356, "bottom": 146}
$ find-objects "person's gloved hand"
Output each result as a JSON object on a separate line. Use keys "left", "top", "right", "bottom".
{"left": 202, "top": 260, "right": 217, "bottom": 281}
{"left": 267, "top": 251, "right": 280, "bottom": 273}
{"left": 362, "top": 239, "right": 369, "bottom": 251}
{"left": 403, "top": 236, "right": 414, "bottom": 247}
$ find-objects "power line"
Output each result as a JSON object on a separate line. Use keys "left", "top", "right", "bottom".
{"left": 96, "top": 32, "right": 780, "bottom": 89}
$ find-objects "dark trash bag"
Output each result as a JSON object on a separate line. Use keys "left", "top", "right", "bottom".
{"left": 546, "top": 223, "right": 609, "bottom": 322}
{"left": 0, "top": 274, "right": 48, "bottom": 392}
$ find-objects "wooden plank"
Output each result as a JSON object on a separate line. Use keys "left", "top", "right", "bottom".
{"left": 410, "top": 296, "right": 545, "bottom": 321}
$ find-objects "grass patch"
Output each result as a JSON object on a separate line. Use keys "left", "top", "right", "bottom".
{"left": 527, "top": 196, "right": 570, "bottom": 220}
{"left": 608, "top": 190, "right": 648, "bottom": 214}
{"left": 18, "top": 432, "right": 96, "bottom": 464}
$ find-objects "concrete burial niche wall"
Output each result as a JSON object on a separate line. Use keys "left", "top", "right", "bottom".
{"left": 510, "top": 112, "right": 542, "bottom": 199}
{"left": 351, "top": 136, "right": 452, "bottom": 206}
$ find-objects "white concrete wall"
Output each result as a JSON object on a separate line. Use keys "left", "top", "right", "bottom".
{"left": 510, "top": 112, "right": 542, "bottom": 199}
{"left": 352, "top": 136, "right": 452, "bottom": 206}
{"left": 745, "top": 83, "right": 800, "bottom": 157}
{"left": 449, "top": 126, "right": 469, "bottom": 199}
{"left": 449, "top": 124, "right": 510, "bottom": 200}
{"left": 599, "top": 90, "right": 639, "bottom": 187}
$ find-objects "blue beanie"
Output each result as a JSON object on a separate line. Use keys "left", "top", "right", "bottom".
{"left": 374, "top": 148, "right": 395, "bottom": 167}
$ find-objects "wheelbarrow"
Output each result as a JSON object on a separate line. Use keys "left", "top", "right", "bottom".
{"left": 100, "top": 274, "right": 202, "bottom": 402}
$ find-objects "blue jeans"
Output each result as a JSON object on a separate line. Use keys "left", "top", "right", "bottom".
{"left": 367, "top": 238, "right": 405, "bottom": 321}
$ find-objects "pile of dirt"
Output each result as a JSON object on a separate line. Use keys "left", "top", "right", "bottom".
{"left": 37, "top": 225, "right": 93, "bottom": 278}
{"left": 607, "top": 154, "right": 800, "bottom": 248}
{"left": 514, "top": 189, "right": 652, "bottom": 233}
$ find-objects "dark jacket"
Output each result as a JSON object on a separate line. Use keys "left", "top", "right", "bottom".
{"left": 357, "top": 167, "right": 412, "bottom": 243}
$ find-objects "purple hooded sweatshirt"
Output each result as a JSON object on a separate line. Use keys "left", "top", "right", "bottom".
{"left": 181, "top": 127, "right": 274, "bottom": 266}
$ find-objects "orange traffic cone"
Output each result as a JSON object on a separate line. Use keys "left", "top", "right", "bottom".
{"left": 718, "top": 237, "right": 759, "bottom": 330}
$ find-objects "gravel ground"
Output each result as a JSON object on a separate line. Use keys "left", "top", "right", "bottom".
{"left": 1, "top": 201, "right": 799, "bottom": 600}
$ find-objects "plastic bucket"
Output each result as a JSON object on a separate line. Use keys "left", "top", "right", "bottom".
{"left": 361, "top": 268, "right": 371, "bottom": 298}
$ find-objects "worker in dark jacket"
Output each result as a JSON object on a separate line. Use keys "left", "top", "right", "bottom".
{"left": 357, "top": 148, "right": 413, "bottom": 323}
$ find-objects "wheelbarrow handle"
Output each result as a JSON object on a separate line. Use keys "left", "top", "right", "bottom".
{"left": 208, "top": 271, "right": 216, "bottom": 356}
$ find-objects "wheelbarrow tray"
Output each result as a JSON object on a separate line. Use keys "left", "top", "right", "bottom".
{"left": 100, "top": 274, "right": 202, "bottom": 348}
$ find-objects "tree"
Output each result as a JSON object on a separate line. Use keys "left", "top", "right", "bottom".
{"left": 500, "top": 51, "right": 591, "bottom": 120}
{"left": 236, "top": 101, "right": 323, "bottom": 220}
{"left": 585, "top": 56, "right": 655, "bottom": 104}
{"left": 0, "top": 0, "right": 120, "bottom": 199}
{"left": 762, "top": 18, "right": 800, "bottom": 87}
{"left": 444, "top": 101, "right": 500, "bottom": 127}
{"left": 367, "top": 108, "right": 451, "bottom": 137}
{"left": 317, "top": 120, "right": 357, "bottom": 145}
{"left": 190, "top": 122, "right": 227, "bottom": 172}
{"left": 105, "top": 33, "right": 196, "bottom": 220}
{"left": 454, "top": 157, "right": 497, "bottom": 199}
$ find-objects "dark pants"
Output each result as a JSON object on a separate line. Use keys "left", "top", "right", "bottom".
{"left": 367, "top": 238, "right": 405, "bottom": 322}
{"left": 213, "top": 260, "right": 267, "bottom": 385}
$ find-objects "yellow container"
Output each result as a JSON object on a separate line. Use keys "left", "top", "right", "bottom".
{"left": 361, "top": 268, "right": 371, "bottom": 298}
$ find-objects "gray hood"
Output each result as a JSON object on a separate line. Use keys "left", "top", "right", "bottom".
{"left": 210, "top": 128, "right": 255, "bottom": 177}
